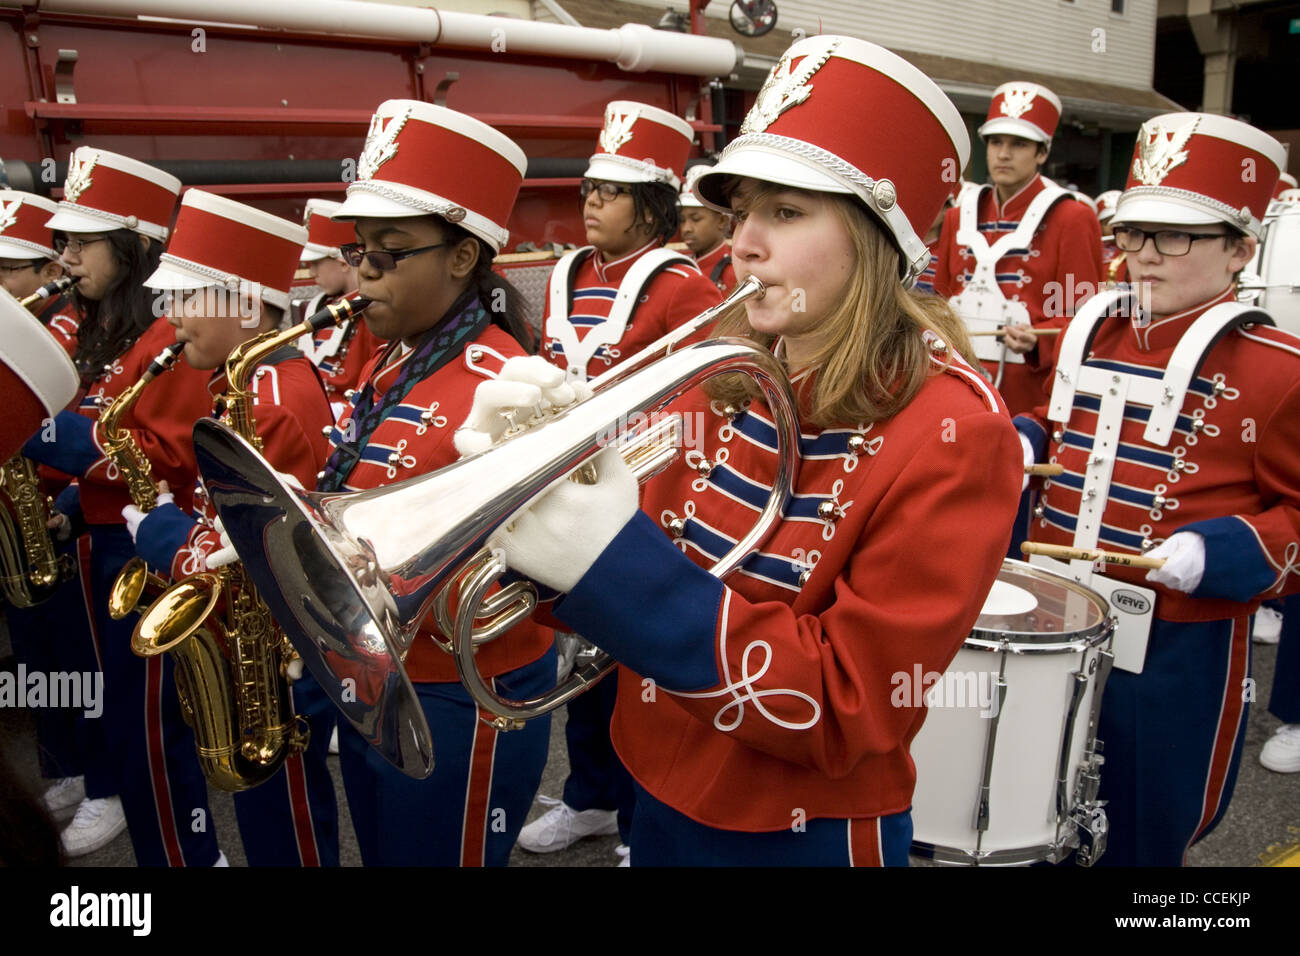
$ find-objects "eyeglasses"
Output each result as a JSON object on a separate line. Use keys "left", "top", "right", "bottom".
{"left": 53, "top": 236, "right": 108, "bottom": 255}
{"left": 0, "top": 260, "right": 42, "bottom": 274}
{"left": 338, "top": 241, "right": 450, "bottom": 272}
{"left": 1111, "top": 226, "right": 1229, "bottom": 257}
{"left": 579, "top": 179, "right": 633, "bottom": 203}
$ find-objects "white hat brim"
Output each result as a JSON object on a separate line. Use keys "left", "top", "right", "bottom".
{"left": 1111, "top": 196, "right": 1224, "bottom": 229}
{"left": 298, "top": 243, "right": 334, "bottom": 262}
{"left": 978, "top": 117, "right": 1050, "bottom": 144}
{"left": 332, "top": 189, "right": 427, "bottom": 221}
{"left": 0, "top": 240, "right": 55, "bottom": 261}
{"left": 584, "top": 156, "right": 678, "bottom": 187}
{"left": 44, "top": 207, "right": 120, "bottom": 235}
{"left": 693, "top": 147, "right": 853, "bottom": 213}
{"left": 144, "top": 261, "right": 220, "bottom": 291}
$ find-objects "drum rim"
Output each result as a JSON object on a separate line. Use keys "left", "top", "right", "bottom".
{"left": 910, "top": 837, "right": 1078, "bottom": 867}
{"left": 968, "top": 559, "right": 1113, "bottom": 652}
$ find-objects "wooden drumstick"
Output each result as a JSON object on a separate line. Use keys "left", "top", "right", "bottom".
{"left": 1025, "top": 463, "right": 1064, "bottom": 476}
{"left": 968, "top": 328, "right": 1063, "bottom": 337}
{"left": 1020, "top": 541, "right": 1165, "bottom": 569}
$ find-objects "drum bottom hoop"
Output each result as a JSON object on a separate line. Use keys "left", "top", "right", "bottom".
{"left": 910, "top": 834, "right": 1079, "bottom": 867}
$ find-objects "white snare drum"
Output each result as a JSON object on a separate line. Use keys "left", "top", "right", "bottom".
{"left": 909, "top": 559, "right": 1114, "bottom": 866}
{"left": 1240, "top": 201, "right": 1300, "bottom": 334}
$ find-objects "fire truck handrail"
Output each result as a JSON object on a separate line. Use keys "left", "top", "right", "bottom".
{"left": 5, "top": 0, "right": 743, "bottom": 77}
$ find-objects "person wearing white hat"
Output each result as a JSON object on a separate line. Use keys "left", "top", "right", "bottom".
{"left": 293, "top": 198, "right": 381, "bottom": 419}
{"left": 932, "top": 81, "right": 1103, "bottom": 418}
{"left": 117, "top": 189, "right": 341, "bottom": 865}
{"left": 1094, "top": 188, "right": 1124, "bottom": 283}
{"left": 514, "top": 100, "right": 722, "bottom": 862}
{"left": 1017, "top": 112, "right": 1300, "bottom": 864}
{"left": 294, "top": 99, "right": 556, "bottom": 867}
{"left": 678, "top": 163, "right": 736, "bottom": 293}
{"left": 0, "top": 189, "right": 109, "bottom": 843}
{"left": 21, "top": 147, "right": 219, "bottom": 865}
{"left": 460, "top": 35, "right": 1023, "bottom": 865}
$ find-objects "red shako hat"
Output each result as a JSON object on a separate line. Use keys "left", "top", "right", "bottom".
{"left": 1113, "top": 112, "right": 1286, "bottom": 240}
{"left": 694, "top": 34, "right": 971, "bottom": 288}
{"left": 0, "top": 191, "right": 60, "bottom": 260}
{"left": 978, "top": 82, "right": 1062, "bottom": 145}
{"left": 146, "top": 189, "right": 307, "bottom": 310}
{"left": 45, "top": 147, "right": 180, "bottom": 242}
{"left": 300, "top": 198, "right": 355, "bottom": 262}
{"left": 585, "top": 101, "right": 695, "bottom": 189}
{"left": 0, "top": 288, "right": 79, "bottom": 460}
{"left": 333, "top": 100, "right": 527, "bottom": 252}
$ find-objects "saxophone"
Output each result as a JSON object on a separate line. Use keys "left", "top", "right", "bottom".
{"left": 132, "top": 294, "right": 369, "bottom": 791}
{"left": 99, "top": 342, "right": 186, "bottom": 619}
{"left": 0, "top": 277, "right": 85, "bottom": 607}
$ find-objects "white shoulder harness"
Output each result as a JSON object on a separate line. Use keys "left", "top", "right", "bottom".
{"left": 546, "top": 246, "right": 693, "bottom": 382}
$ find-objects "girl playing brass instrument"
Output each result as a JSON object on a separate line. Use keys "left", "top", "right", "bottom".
{"left": 459, "top": 36, "right": 1024, "bottom": 865}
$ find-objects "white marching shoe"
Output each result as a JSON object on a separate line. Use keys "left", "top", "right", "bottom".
{"left": 61, "top": 796, "right": 127, "bottom": 857}
{"left": 515, "top": 795, "right": 618, "bottom": 853}
{"left": 1260, "top": 724, "right": 1300, "bottom": 773}
{"left": 42, "top": 776, "right": 86, "bottom": 819}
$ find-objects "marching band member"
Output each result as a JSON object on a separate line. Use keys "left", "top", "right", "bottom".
{"left": 932, "top": 81, "right": 1103, "bottom": 417}
{"left": 679, "top": 164, "right": 736, "bottom": 293}
{"left": 463, "top": 35, "right": 1023, "bottom": 865}
{"left": 519, "top": 101, "right": 721, "bottom": 859}
{"left": 0, "top": 290, "right": 76, "bottom": 463}
{"left": 20, "top": 148, "right": 220, "bottom": 865}
{"left": 320, "top": 99, "right": 555, "bottom": 866}
{"left": 293, "top": 198, "right": 381, "bottom": 420}
{"left": 0, "top": 190, "right": 105, "bottom": 838}
{"left": 123, "top": 189, "right": 340, "bottom": 865}
{"left": 1017, "top": 114, "right": 1300, "bottom": 865}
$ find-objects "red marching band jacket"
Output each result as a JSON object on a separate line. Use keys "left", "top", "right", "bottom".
{"left": 540, "top": 239, "right": 722, "bottom": 380}
{"left": 932, "top": 175, "right": 1103, "bottom": 416}
{"left": 549, "top": 339, "right": 1024, "bottom": 830}
{"left": 38, "top": 293, "right": 81, "bottom": 358}
{"left": 1018, "top": 288, "right": 1300, "bottom": 622}
{"left": 694, "top": 240, "right": 737, "bottom": 294}
{"left": 325, "top": 322, "right": 553, "bottom": 684}
{"left": 294, "top": 291, "right": 385, "bottom": 411}
{"left": 71, "top": 317, "right": 214, "bottom": 524}
{"left": 157, "top": 351, "right": 334, "bottom": 580}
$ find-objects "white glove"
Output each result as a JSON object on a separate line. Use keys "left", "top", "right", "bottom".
{"left": 1019, "top": 432, "right": 1035, "bottom": 492}
{"left": 488, "top": 446, "right": 638, "bottom": 593}
{"left": 203, "top": 471, "right": 302, "bottom": 569}
{"left": 1144, "top": 532, "right": 1206, "bottom": 593}
{"left": 285, "top": 657, "right": 304, "bottom": 682}
{"left": 454, "top": 356, "right": 593, "bottom": 458}
{"left": 121, "top": 493, "right": 174, "bottom": 543}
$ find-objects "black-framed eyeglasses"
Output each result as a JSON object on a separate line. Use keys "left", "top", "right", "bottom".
{"left": 579, "top": 179, "right": 633, "bottom": 203}
{"left": 52, "top": 236, "right": 108, "bottom": 255}
{"left": 0, "top": 260, "right": 43, "bottom": 274}
{"left": 1112, "top": 226, "right": 1229, "bottom": 257}
{"left": 338, "top": 241, "right": 450, "bottom": 272}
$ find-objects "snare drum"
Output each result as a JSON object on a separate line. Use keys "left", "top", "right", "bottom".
{"left": 1240, "top": 200, "right": 1300, "bottom": 334}
{"left": 909, "top": 559, "right": 1114, "bottom": 866}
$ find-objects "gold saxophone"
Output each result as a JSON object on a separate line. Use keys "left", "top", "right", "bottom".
{"left": 131, "top": 294, "right": 370, "bottom": 791}
{"left": 0, "top": 277, "right": 85, "bottom": 607}
{"left": 99, "top": 342, "right": 186, "bottom": 619}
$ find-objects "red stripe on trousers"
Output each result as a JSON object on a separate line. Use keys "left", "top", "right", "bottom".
{"left": 1191, "top": 617, "right": 1250, "bottom": 849}
{"left": 76, "top": 536, "right": 103, "bottom": 670}
{"left": 459, "top": 712, "right": 498, "bottom": 867}
{"left": 144, "top": 654, "right": 185, "bottom": 865}
{"left": 849, "top": 817, "right": 883, "bottom": 867}
{"left": 284, "top": 753, "right": 321, "bottom": 867}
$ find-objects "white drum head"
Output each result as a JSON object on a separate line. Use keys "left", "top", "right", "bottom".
{"left": 980, "top": 579, "right": 1038, "bottom": 617}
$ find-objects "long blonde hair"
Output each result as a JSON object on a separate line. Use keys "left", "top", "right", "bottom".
{"left": 704, "top": 184, "right": 977, "bottom": 428}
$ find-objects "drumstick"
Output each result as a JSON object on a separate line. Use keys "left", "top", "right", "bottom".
{"left": 967, "top": 328, "right": 1062, "bottom": 337}
{"left": 1020, "top": 541, "right": 1165, "bottom": 569}
{"left": 1025, "top": 463, "right": 1064, "bottom": 476}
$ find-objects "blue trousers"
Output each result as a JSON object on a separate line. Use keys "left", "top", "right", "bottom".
{"left": 1267, "top": 594, "right": 1300, "bottom": 724}
{"left": 338, "top": 646, "right": 555, "bottom": 866}
{"left": 6, "top": 534, "right": 114, "bottom": 793}
{"left": 231, "top": 670, "right": 340, "bottom": 866}
{"left": 88, "top": 525, "right": 219, "bottom": 866}
{"left": 1095, "top": 616, "right": 1251, "bottom": 866}
{"left": 630, "top": 782, "right": 911, "bottom": 866}
{"left": 560, "top": 668, "right": 635, "bottom": 841}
